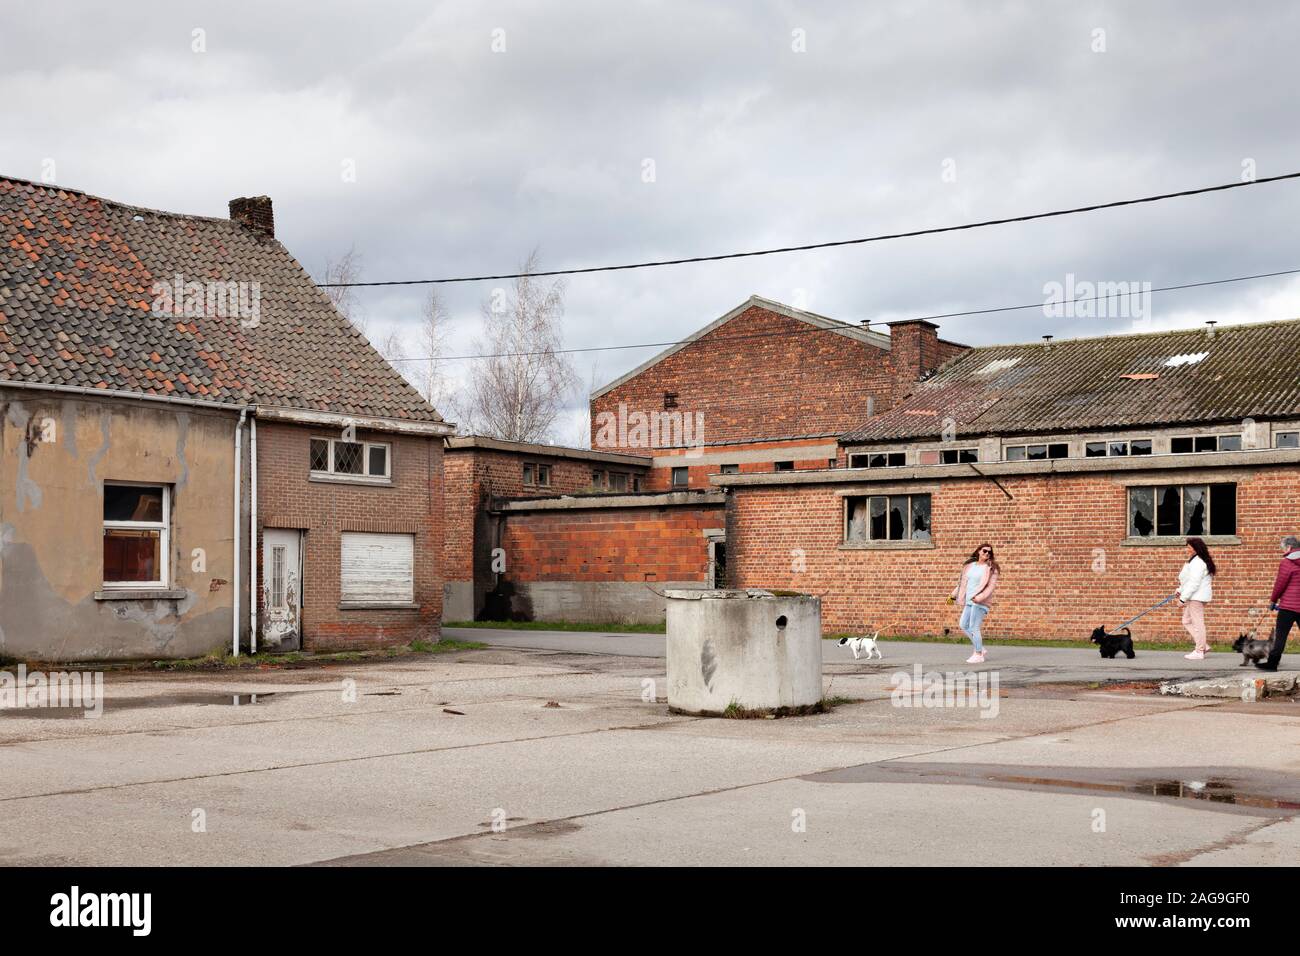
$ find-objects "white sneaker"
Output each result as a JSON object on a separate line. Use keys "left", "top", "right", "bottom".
{"left": 1184, "top": 650, "right": 1206, "bottom": 661}
{"left": 966, "top": 652, "right": 985, "bottom": 664}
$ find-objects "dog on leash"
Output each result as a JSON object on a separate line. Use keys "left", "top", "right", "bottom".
{"left": 838, "top": 634, "right": 883, "bottom": 660}
{"left": 1232, "top": 633, "right": 1273, "bottom": 667}
{"left": 1089, "top": 626, "right": 1136, "bottom": 659}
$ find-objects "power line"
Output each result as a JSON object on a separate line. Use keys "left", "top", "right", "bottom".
{"left": 386, "top": 263, "right": 1300, "bottom": 362}
{"left": 325, "top": 170, "right": 1300, "bottom": 287}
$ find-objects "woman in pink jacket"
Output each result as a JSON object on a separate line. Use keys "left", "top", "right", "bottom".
{"left": 950, "top": 543, "right": 999, "bottom": 664}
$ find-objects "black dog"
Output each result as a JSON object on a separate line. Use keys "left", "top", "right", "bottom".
{"left": 1232, "top": 633, "right": 1273, "bottom": 667}
{"left": 1090, "top": 626, "right": 1136, "bottom": 659}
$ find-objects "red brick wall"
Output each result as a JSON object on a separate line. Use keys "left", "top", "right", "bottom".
{"left": 501, "top": 504, "right": 722, "bottom": 583}
{"left": 591, "top": 304, "right": 900, "bottom": 450}
{"left": 442, "top": 446, "right": 647, "bottom": 586}
{"left": 256, "top": 420, "right": 443, "bottom": 650}
{"left": 726, "top": 467, "right": 1299, "bottom": 644}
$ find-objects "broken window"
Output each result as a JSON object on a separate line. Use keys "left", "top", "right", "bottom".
{"left": 939, "top": 448, "right": 978, "bottom": 464}
{"left": 671, "top": 466, "right": 689, "bottom": 487}
{"left": 1129, "top": 483, "right": 1236, "bottom": 538}
{"left": 1086, "top": 438, "right": 1150, "bottom": 458}
{"left": 774, "top": 461, "right": 794, "bottom": 472}
{"left": 1171, "top": 434, "right": 1240, "bottom": 454}
{"left": 1005, "top": 443, "right": 1068, "bottom": 461}
{"left": 1276, "top": 431, "right": 1299, "bottom": 449}
{"left": 848, "top": 451, "right": 906, "bottom": 468}
{"left": 103, "top": 483, "right": 169, "bottom": 587}
{"left": 719, "top": 463, "right": 739, "bottom": 475}
{"left": 845, "top": 494, "right": 933, "bottom": 544}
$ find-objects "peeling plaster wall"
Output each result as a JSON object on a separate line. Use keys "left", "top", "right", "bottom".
{"left": 0, "top": 388, "right": 237, "bottom": 660}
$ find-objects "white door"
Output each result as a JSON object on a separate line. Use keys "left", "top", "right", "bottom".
{"left": 262, "top": 529, "right": 302, "bottom": 650}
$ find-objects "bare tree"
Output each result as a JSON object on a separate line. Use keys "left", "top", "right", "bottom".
{"left": 323, "top": 246, "right": 366, "bottom": 334}
{"left": 458, "top": 250, "right": 578, "bottom": 442}
{"left": 415, "top": 287, "right": 451, "bottom": 410}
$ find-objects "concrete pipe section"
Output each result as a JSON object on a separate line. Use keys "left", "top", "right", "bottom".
{"left": 665, "top": 588, "right": 823, "bottom": 716}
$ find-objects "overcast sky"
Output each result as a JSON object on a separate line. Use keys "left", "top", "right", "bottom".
{"left": 5, "top": 1, "right": 1299, "bottom": 443}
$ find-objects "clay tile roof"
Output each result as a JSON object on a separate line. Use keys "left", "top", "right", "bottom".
{"left": 0, "top": 176, "right": 443, "bottom": 423}
{"left": 842, "top": 320, "right": 1300, "bottom": 443}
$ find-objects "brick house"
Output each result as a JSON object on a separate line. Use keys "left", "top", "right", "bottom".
{"left": 442, "top": 436, "right": 721, "bottom": 623}
{"left": 0, "top": 176, "right": 452, "bottom": 660}
{"left": 716, "top": 320, "right": 1300, "bottom": 643}
{"left": 590, "top": 296, "right": 967, "bottom": 489}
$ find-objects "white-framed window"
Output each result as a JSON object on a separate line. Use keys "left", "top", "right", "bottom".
{"left": 849, "top": 451, "right": 907, "bottom": 468}
{"left": 1276, "top": 431, "right": 1299, "bottom": 449}
{"left": 103, "top": 483, "right": 170, "bottom": 588}
{"left": 523, "top": 462, "right": 551, "bottom": 487}
{"left": 340, "top": 532, "right": 414, "bottom": 605}
{"left": 845, "top": 493, "right": 932, "bottom": 543}
{"left": 1170, "top": 434, "right": 1242, "bottom": 454}
{"left": 1085, "top": 438, "right": 1153, "bottom": 457}
{"left": 310, "top": 437, "right": 390, "bottom": 480}
{"left": 939, "top": 448, "right": 979, "bottom": 464}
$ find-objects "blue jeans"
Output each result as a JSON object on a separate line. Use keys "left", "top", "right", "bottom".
{"left": 960, "top": 602, "right": 989, "bottom": 651}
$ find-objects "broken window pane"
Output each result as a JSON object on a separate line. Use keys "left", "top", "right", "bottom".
{"left": 1086, "top": 442, "right": 1107, "bottom": 457}
{"left": 888, "top": 496, "right": 908, "bottom": 540}
{"left": 1131, "top": 439, "right": 1153, "bottom": 455}
{"left": 1048, "top": 443, "right": 1069, "bottom": 459}
{"left": 868, "top": 454, "right": 886, "bottom": 468}
{"left": 887, "top": 452, "right": 906, "bottom": 467}
{"left": 910, "top": 495, "right": 931, "bottom": 542}
{"left": 1006, "top": 446, "right": 1026, "bottom": 461}
{"left": 1276, "top": 432, "right": 1299, "bottom": 449}
{"left": 1171, "top": 437, "right": 1193, "bottom": 454}
{"left": 846, "top": 497, "right": 867, "bottom": 542}
{"left": 1109, "top": 441, "right": 1128, "bottom": 457}
{"left": 1156, "top": 486, "right": 1181, "bottom": 536}
{"left": 309, "top": 439, "right": 329, "bottom": 472}
{"left": 1210, "top": 483, "right": 1237, "bottom": 535}
{"left": 1219, "top": 434, "right": 1242, "bottom": 452}
{"left": 869, "top": 496, "right": 887, "bottom": 540}
{"left": 1194, "top": 436, "right": 1217, "bottom": 453}
{"left": 1129, "top": 487, "right": 1154, "bottom": 537}
{"left": 104, "top": 485, "right": 163, "bottom": 522}
{"left": 1027, "top": 445, "right": 1048, "bottom": 460}
{"left": 103, "top": 529, "right": 160, "bottom": 583}
{"left": 334, "top": 441, "right": 363, "bottom": 474}
{"left": 1183, "top": 485, "right": 1207, "bottom": 535}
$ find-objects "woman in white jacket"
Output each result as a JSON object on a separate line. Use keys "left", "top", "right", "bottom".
{"left": 1178, "top": 536, "right": 1217, "bottom": 660}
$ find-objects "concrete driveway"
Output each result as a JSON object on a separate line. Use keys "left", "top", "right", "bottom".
{"left": 444, "top": 626, "right": 1299, "bottom": 685}
{"left": 1, "top": 641, "right": 1296, "bottom": 867}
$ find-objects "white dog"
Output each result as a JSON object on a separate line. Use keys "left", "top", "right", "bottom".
{"left": 837, "top": 634, "right": 883, "bottom": 660}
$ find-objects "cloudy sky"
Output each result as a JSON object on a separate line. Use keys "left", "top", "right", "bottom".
{"left": 5, "top": 1, "right": 1299, "bottom": 442}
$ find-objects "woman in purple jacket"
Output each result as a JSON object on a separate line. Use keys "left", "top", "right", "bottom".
{"left": 1261, "top": 535, "right": 1300, "bottom": 671}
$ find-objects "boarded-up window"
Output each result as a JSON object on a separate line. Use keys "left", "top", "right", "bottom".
{"left": 341, "top": 533, "right": 414, "bottom": 604}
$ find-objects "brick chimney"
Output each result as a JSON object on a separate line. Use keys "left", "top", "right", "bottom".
{"left": 887, "top": 318, "right": 942, "bottom": 387}
{"left": 229, "top": 196, "right": 274, "bottom": 238}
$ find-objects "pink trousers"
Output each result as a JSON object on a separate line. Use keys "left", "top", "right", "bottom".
{"left": 1181, "top": 600, "right": 1208, "bottom": 652}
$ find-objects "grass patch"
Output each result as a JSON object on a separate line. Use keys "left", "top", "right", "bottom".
{"left": 445, "top": 619, "right": 666, "bottom": 634}
{"left": 707, "top": 694, "right": 858, "bottom": 719}
{"left": 823, "top": 632, "right": 1236, "bottom": 652}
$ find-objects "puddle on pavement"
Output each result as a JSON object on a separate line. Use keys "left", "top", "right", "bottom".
{"left": 0, "top": 691, "right": 282, "bottom": 719}
{"left": 804, "top": 761, "right": 1300, "bottom": 815}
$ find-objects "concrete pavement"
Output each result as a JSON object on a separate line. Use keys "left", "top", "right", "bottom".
{"left": 444, "top": 626, "right": 1299, "bottom": 685}
{"left": 0, "top": 641, "right": 1295, "bottom": 867}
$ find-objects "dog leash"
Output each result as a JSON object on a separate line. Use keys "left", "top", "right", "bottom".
{"left": 1106, "top": 592, "right": 1179, "bottom": 636}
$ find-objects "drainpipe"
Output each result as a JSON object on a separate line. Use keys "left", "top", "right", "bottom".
{"left": 249, "top": 416, "right": 258, "bottom": 654}
{"left": 232, "top": 408, "right": 247, "bottom": 657}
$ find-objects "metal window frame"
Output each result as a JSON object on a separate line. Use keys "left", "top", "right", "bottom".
{"left": 1127, "top": 482, "right": 1236, "bottom": 538}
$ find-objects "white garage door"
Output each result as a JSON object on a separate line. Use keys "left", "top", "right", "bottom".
{"left": 341, "top": 532, "right": 414, "bottom": 604}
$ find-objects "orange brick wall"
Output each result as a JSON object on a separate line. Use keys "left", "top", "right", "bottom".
{"left": 256, "top": 420, "right": 443, "bottom": 650}
{"left": 725, "top": 466, "right": 1300, "bottom": 644}
{"left": 647, "top": 437, "right": 843, "bottom": 491}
